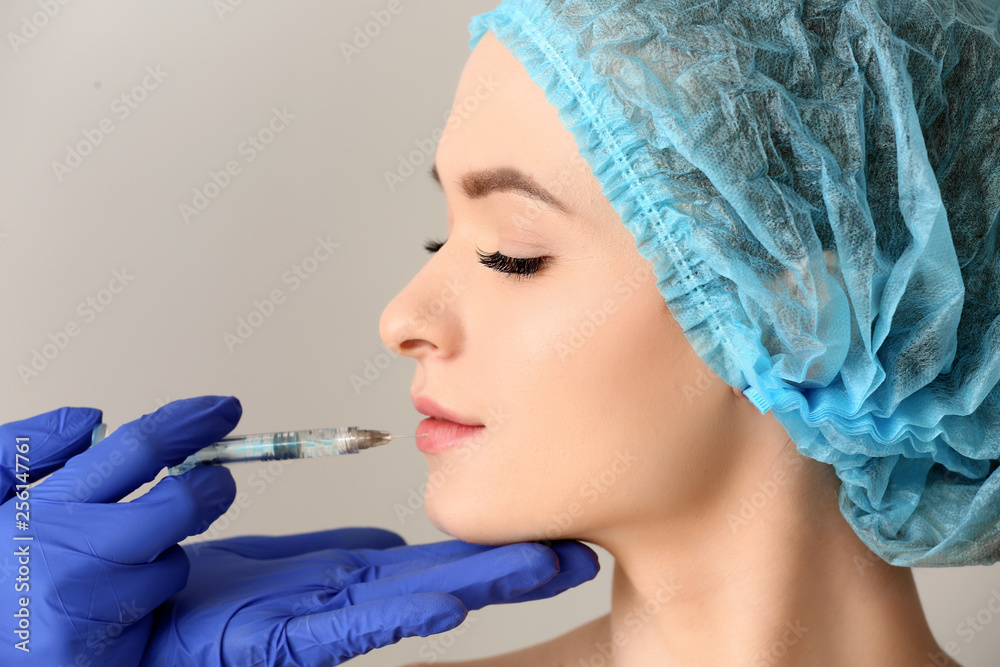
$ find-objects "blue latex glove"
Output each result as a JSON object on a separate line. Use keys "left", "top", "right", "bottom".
{"left": 0, "top": 395, "right": 242, "bottom": 667}
{"left": 140, "top": 530, "right": 600, "bottom": 666}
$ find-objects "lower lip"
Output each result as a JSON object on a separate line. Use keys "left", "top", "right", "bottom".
{"left": 416, "top": 417, "right": 486, "bottom": 453}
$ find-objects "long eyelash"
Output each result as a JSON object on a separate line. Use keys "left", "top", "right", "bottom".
{"left": 476, "top": 249, "right": 547, "bottom": 279}
{"left": 423, "top": 237, "right": 548, "bottom": 280}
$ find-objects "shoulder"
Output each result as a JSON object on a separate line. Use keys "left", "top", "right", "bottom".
{"left": 401, "top": 613, "right": 610, "bottom": 667}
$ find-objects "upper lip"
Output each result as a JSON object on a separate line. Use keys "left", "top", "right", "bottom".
{"left": 412, "top": 395, "right": 483, "bottom": 426}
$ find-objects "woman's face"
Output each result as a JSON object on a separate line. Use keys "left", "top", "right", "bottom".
{"left": 379, "top": 30, "right": 741, "bottom": 546}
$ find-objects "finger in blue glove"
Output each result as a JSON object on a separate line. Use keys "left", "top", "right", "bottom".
{"left": 0, "top": 396, "right": 244, "bottom": 666}
{"left": 141, "top": 529, "right": 599, "bottom": 667}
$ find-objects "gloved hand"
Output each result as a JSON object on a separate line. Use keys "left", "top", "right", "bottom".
{"left": 0, "top": 395, "right": 242, "bottom": 667}
{"left": 140, "top": 530, "right": 600, "bottom": 666}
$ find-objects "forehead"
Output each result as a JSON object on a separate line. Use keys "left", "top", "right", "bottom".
{"left": 437, "top": 30, "right": 587, "bottom": 194}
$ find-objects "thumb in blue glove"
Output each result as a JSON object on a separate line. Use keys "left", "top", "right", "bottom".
{"left": 0, "top": 395, "right": 243, "bottom": 667}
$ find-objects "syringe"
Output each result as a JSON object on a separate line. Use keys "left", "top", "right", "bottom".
{"left": 89, "top": 424, "right": 425, "bottom": 476}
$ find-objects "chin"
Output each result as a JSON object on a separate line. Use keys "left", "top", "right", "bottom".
{"left": 424, "top": 494, "right": 542, "bottom": 546}
{"left": 425, "top": 496, "right": 501, "bottom": 544}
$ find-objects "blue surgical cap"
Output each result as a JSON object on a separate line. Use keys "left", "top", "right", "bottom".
{"left": 469, "top": 0, "right": 1000, "bottom": 567}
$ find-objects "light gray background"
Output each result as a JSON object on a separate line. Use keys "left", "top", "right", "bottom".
{"left": 1, "top": 2, "right": 998, "bottom": 665}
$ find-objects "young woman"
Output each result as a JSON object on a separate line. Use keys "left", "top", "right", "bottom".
{"left": 382, "top": 1, "right": 1000, "bottom": 664}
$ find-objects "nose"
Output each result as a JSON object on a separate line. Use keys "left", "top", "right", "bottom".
{"left": 379, "top": 255, "right": 464, "bottom": 360}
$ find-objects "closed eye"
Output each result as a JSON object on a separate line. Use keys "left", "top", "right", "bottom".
{"left": 424, "top": 237, "right": 548, "bottom": 280}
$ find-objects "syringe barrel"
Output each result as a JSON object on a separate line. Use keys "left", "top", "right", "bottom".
{"left": 167, "top": 426, "right": 359, "bottom": 475}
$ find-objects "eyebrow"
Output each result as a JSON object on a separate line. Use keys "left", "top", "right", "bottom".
{"left": 429, "top": 163, "right": 570, "bottom": 216}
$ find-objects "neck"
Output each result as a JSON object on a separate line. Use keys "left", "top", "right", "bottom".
{"left": 583, "top": 442, "right": 948, "bottom": 667}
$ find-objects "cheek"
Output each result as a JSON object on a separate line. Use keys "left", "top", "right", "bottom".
{"left": 417, "top": 279, "right": 588, "bottom": 542}
{"left": 415, "top": 277, "right": 620, "bottom": 541}
{"left": 420, "top": 259, "right": 731, "bottom": 543}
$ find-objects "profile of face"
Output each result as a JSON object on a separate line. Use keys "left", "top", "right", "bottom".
{"left": 379, "top": 30, "right": 750, "bottom": 547}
